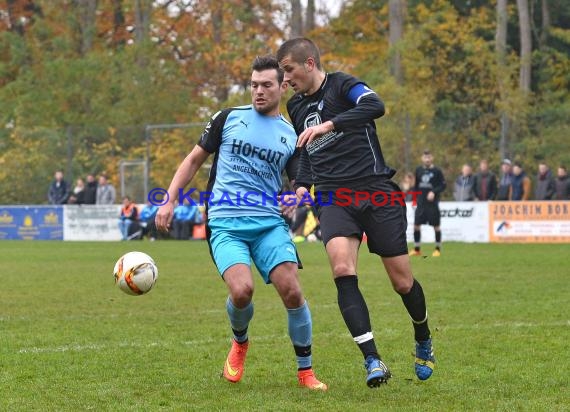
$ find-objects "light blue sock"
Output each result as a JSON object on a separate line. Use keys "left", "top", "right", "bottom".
{"left": 226, "top": 297, "right": 253, "bottom": 343}
{"left": 287, "top": 301, "right": 312, "bottom": 369}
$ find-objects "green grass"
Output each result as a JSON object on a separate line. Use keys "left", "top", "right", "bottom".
{"left": 1, "top": 241, "right": 568, "bottom": 411}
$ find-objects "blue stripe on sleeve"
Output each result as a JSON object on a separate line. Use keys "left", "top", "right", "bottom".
{"left": 347, "top": 83, "right": 376, "bottom": 105}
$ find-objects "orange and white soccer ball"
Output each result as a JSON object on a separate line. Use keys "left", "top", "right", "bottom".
{"left": 113, "top": 251, "right": 158, "bottom": 295}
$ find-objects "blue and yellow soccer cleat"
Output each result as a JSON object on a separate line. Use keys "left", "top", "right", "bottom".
{"left": 415, "top": 338, "right": 435, "bottom": 380}
{"left": 364, "top": 356, "right": 392, "bottom": 388}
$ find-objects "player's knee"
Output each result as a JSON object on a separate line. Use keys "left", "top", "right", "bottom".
{"left": 280, "top": 285, "right": 304, "bottom": 308}
{"left": 331, "top": 263, "right": 355, "bottom": 276}
{"left": 230, "top": 284, "right": 254, "bottom": 307}
{"left": 393, "top": 279, "right": 413, "bottom": 294}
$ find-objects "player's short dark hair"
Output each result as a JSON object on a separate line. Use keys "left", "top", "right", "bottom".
{"left": 252, "top": 55, "right": 284, "bottom": 84}
{"left": 276, "top": 37, "right": 322, "bottom": 70}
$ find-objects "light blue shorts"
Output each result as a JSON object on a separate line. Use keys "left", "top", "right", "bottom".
{"left": 208, "top": 215, "right": 298, "bottom": 283}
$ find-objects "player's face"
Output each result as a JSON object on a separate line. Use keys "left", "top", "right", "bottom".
{"left": 422, "top": 154, "right": 433, "bottom": 167}
{"left": 279, "top": 55, "right": 312, "bottom": 94}
{"left": 251, "top": 69, "right": 284, "bottom": 116}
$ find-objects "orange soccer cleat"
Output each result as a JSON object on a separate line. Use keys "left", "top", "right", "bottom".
{"left": 223, "top": 339, "right": 249, "bottom": 383}
{"left": 297, "top": 369, "right": 328, "bottom": 391}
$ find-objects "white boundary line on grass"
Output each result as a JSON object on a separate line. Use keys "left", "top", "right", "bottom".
{"left": 16, "top": 320, "right": 569, "bottom": 354}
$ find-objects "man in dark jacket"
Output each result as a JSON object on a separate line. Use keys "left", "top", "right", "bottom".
{"left": 84, "top": 174, "right": 98, "bottom": 204}
{"left": 534, "top": 162, "right": 556, "bottom": 200}
{"left": 497, "top": 159, "right": 513, "bottom": 200}
{"left": 555, "top": 166, "right": 570, "bottom": 200}
{"left": 473, "top": 159, "right": 497, "bottom": 201}
{"left": 47, "top": 170, "right": 69, "bottom": 204}
{"left": 510, "top": 163, "right": 532, "bottom": 201}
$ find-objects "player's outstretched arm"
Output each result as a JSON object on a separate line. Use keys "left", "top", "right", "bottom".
{"left": 155, "top": 145, "right": 209, "bottom": 231}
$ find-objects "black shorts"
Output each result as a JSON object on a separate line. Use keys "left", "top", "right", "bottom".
{"left": 414, "top": 202, "right": 441, "bottom": 226}
{"left": 315, "top": 179, "right": 408, "bottom": 258}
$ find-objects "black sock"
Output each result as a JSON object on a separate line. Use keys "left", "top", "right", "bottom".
{"left": 435, "top": 230, "right": 442, "bottom": 249}
{"left": 294, "top": 345, "right": 312, "bottom": 371}
{"left": 232, "top": 328, "right": 248, "bottom": 343}
{"left": 413, "top": 230, "right": 421, "bottom": 250}
{"left": 399, "top": 279, "right": 430, "bottom": 342}
{"left": 335, "top": 275, "right": 379, "bottom": 359}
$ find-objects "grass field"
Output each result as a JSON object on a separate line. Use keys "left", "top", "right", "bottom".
{"left": 1, "top": 240, "right": 568, "bottom": 411}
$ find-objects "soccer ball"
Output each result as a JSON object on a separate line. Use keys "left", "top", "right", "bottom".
{"left": 113, "top": 251, "right": 158, "bottom": 296}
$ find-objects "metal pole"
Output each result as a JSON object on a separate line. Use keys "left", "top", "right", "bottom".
{"left": 66, "top": 126, "right": 73, "bottom": 185}
{"left": 143, "top": 122, "right": 206, "bottom": 195}
{"left": 145, "top": 125, "right": 150, "bottom": 201}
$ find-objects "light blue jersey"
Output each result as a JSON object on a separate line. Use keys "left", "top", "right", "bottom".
{"left": 198, "top": 105, "right": 298, "bottom": 218}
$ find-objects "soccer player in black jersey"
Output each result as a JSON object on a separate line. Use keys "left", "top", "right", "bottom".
{"left": 277, "top": 38, "right": 435, "bottom": 387}
{"left": 410, "top": 150, "right": 447, "bottom": 257}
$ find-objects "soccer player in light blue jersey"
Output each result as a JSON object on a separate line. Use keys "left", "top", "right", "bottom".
{"left": 155, "top": 55, "right": 327, "bottom": 391}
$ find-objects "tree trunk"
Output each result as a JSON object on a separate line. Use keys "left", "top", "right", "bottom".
{"left": 389, "top": 0, "right": 404, "bottom": 84}
{"left": 112, "top": 0, "right": 126, "bottom": 48}
{"left": 134, "top": 0, "right": 152, "bottom": 44}
{"left": 73, "top": 0, "right": 98, "bottom": 56}
{"left": 211, "top": 4, "right": 228, "bottom": 102}
{"left": 517, "top": 0, "right": 532, "bottom": 93}
{"left": 497, "top": 0, "right": 509, "bottom": 160}
{"left": 305, "top": 0, "right": 315, "bottom": 33}
{"left": 290, "top": 0, "right": 303, "bottom": 37}
{"left": 389, "top": 0, "right": 409, "bottom": 170}
{"left": 539, "top": 0, "right": 550, "bottom": 49}
{"left": 404, "top": 113, "right": 411, "bottom": 173}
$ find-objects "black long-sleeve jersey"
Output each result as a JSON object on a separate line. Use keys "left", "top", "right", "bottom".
{"left": 414, "top": 165, "right": 447, "bottom": 205}
{"left": 286, "top": 72, "right": 395, "bottom": 191}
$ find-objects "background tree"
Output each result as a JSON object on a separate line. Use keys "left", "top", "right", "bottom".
{"left": 496, "top": 0, "right": 510, "bottom": 160}
{"left": 0, "top": 0, "right": 568, "bottom": 203}
{"left": 290, "top": 0, "right": 303, "bottom": 36}
{"left": 517, "top": 0, "right": 532, "bottom": 92}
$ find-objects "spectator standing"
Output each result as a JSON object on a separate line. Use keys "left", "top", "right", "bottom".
{"left": 453, "top": 164, "right": 475, "bottom": 201}
{"left": 48, "top": 170, "right": 69, "bottom": 204}
{"left": 534, "top": 162, "right": 556, "bottom": 200}
{"left": 473, "top": 159, "right": 497, "bottom": 201}
{"left": 497, "top": 159, "right": 513, "bottom": 200}
{"left": 84, "top": 174, "right": 98, "bottom": 204}
{"left": 555, "top": 166, "right": 570, "bottom": 200}
{"left": 96, "top": 174, "right": 116, "bottom": 205}
{"left": 68, "top": 178, "right": 86, "bottom": 205}
{"left": 509, "top": 162, "right": 532, "bottom": 200}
